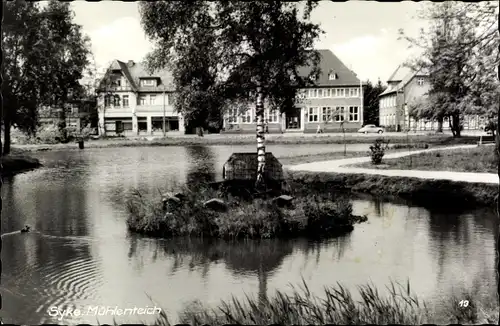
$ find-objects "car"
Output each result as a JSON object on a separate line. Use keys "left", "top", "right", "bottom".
{"left": 358, "top": 124, "right": 385, "bottom": 134}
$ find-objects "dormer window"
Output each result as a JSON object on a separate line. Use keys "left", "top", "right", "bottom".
{"left": 417, "top": 77, "right": 424, "bottom": 86}
{"left": 329, "top": 72, "right": 338, "bottom": 80}
{"left": 140, "top": 79, "right": 156, "bottom": 87}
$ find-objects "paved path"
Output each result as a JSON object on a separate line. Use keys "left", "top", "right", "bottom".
{"left": 288, "top": 144, "right": 499, "bottom": 184}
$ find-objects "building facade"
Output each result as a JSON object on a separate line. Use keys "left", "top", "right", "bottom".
{"left": 379, "top": 65, "right": 431, "bottom": 132}
{"left": 97, "top": 60, "right": 184, "bottom": 137}
{"left": 222, "top": 49, "right": 364, "bottom": 133}
{"left": 98, "top": 50, "right": 363, "bottom": 136}
{"left": 379, "top": 64, "right": 484, "bottom": 132}
{"left": 38, "top": 99, "right": 98, "bottom": 135}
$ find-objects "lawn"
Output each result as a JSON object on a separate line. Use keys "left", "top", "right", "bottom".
{"left": 352, "top": 145, "right": 498, "bottom": 174}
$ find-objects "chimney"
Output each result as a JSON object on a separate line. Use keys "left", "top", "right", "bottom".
{"left": 127, "top": 60, "right": 135, "bottom": 67}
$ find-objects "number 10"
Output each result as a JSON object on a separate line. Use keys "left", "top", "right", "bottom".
{"left": 459, "top": 300, "right": 469, "bottom": 307}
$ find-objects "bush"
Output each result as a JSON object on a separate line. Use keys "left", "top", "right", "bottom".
{"left": 369, "top": 138, "right": 388, "bottom": 165}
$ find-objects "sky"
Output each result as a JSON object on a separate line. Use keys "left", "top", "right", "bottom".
{"left": 69, "top": 1, "right": 430, "bottom": 84}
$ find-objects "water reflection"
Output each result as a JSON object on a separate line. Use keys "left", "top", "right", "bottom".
{"left": 185, "top": 146, "right": 217, "bottom": 187}
{"left": 1, "top": 146, "right": 498, "bottom": 324}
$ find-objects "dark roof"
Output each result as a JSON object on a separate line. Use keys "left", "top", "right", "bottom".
{"left": 106, "top": 59, "right": 176, "bottom": 92}
{"left": 104, "top": 49, "right": 362, "bottom": 93}
{"left": 297, "top": 49, "right": 361, "bottom": 87}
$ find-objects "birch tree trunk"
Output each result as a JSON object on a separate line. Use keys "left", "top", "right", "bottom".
{"left": 255, "top": 86, "right": 266, "bottom": 190}
{"left": 496, "top": 4, "right": 500, "bottom": 292}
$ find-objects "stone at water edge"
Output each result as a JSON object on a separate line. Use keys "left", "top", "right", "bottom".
{"left": 173, "top": 192, "right": 187, "bottom": 201}
{"left": 203, "top": 198, "right": 228, "bottom": 212}
{"left": 272, "top": 195, "right": 294, "bottom": 208}
{"left": 162, "top": 195, "right": 182, "bottom": 211}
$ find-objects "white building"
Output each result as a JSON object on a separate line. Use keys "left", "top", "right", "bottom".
{"left": 97, "top": 60, "right": 184, "bottom": 136}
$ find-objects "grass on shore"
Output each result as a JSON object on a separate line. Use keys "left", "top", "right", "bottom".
{"left": 136, "top": 280, "right": 497, "bottom": 325}
{"left": 126, "top": 183, "right": 367, "bottom": 240}
{"left": 287, "top": 171, "right": 499, "bottom": 208}
{"left": 352, "top": 145, "right": 498, "bottom": 174}
{"left": 278, "top": 144, "right": 430, "bottom": 166}
{"left": 12, "top": 134, "right": 492, "bottom": 151}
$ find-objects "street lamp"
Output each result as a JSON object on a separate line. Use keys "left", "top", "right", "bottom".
{"left": 162, "top": 85, "right": 166, "bottom": 137}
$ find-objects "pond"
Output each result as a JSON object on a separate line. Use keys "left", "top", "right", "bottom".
{"left": 1, "top": 145, "right": 498, "bottom": 324}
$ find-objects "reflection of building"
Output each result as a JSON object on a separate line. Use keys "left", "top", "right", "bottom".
{"left": 223, "top": 49, "right": 364, "bottom": 133}
{"left": 97, "top": 60, "right": 184, "bottom": 137}
{"left": 379, "top": 65, "right": 484, "bottom": 132}
{"left": 38, "top": 99, "right": 98, "bottom": 134}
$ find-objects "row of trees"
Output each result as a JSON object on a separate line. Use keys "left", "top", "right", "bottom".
{"left": 2, "top": 0, "right": 91, "bottom": 154}
{"left": 400, "top": 2, "right": 499, "bottom": 137}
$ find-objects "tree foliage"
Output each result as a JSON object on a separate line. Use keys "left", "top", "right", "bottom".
{"left": 2, "top": 0, "right": 91, "bottom": 153}
{"left": 400, "top": 2, "right": 499, "bottom": 137}
{"left": 363, "top": 79, "right": 387, "bottom": 126}
{"left": 140, "top": 1, "right": 323, "bottom": 187}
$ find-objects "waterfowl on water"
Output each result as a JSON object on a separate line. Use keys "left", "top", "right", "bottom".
{"left": 20, "top": 225, "right": 31, "bottom": 233}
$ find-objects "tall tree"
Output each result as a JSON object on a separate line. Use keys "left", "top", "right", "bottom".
{"left": 363, "top": 79, "right": 386, "bottom": 126}
{"left": 140, "top": 1, "right": 322, "bottom": 190}
{"left": 400, "top": 2, "right": 499, "bottom": 137}
{"left": 37, "top": 0, "right": 91, "bottom": 141}
{"left": 2, "top": 0, "right": 43, "bottom": 154}
{"left": 2, "top": 0, "right": 91, "bottom": 153}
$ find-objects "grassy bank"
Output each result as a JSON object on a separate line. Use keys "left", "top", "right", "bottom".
{"left": 352, "top": 145, "right": 497, "bottom": 173}
{"left": 143, "top": 280, "right": 497, "bottom": 325}
{"left": 278, "top": 145, "right": 431, "bottom": 166}
{"left": 11, "top": 134, "right": 490, "bottom": 151}
{"left": 1, "top": 154, "right": 42, "bottom": 175}
{"left": 126, "top": 184, "right": 367, "bottom": 239}
{"left": 287, "top": 171, "right": 498, "bottom": 208}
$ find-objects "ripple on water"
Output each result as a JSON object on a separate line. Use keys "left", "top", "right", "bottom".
{"left": 38, "top": 253, "right": 105, "bottom": 314}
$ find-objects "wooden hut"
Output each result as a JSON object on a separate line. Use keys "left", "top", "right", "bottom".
{"left": 222, "top": 152, "right": 284, "bottom": 192}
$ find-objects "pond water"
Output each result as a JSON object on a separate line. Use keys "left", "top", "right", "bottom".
{"left": 2, "top": 144, "right": 498, "bottom": 324}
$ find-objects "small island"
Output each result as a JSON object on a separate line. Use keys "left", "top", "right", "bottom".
{"left": 126, "top": 153, "right": 367, "bottom": 240}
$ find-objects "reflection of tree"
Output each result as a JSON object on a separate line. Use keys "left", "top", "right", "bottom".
{"left": 128, "top": 235, "right": 352, "bottom": 306}
{"left": 185, "top": 146, "right": 217, "bottom": 188}
{"left": 427, "top": 207, "right": 497, "bottom": 286}
{"left": 1, "top": 152, "right": 95, "bottom": 324}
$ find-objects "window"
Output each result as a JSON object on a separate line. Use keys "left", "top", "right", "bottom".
{"left": 123, "top": 121, "right": 133, "bottom": 131}
{"left": 104, "top": 95, "right": 111, "bottom": 107}
{"left": 265, "top": 109, "right": 279, "bottom": 123}
{"left": 227, "top": 108, "right": 238, "bottom": 123}
{"left": 150, "top": 95, "right": 156, "bottom": 105}
{"left": 309, "top": 89, "right": 317, "bottom": 98}
{"left": 112, "top": 95, "right": 120, "bottom": 107}
{"left": 140, "top": 79, "right": 156, "bottom": 87}
{"left": 122, "top": 95, "right": 129, "bottom": 107}
{"left": 350, "top": 88, "right": 359, "bottom": 97}
{"left": 324, "top": 89, "right": 331, "bottom": 98}
{"left": 241, "top": 108, "right": 253, "bottom": 123}
{"left": 308, "top": 107, "right": 319, "bottom": 122}
{"left": 335, "top": 106, "right": 345, "bottom": 122}
{"left": 115, "top": 79, "right": 121, "bottom": 87}
{"left": 336, "top": 88, "right": 345, "bottom": 97}
{"left": 317, "top": 89, "right": 323, "bottom": 98}
{"left": 329, "top": 73, "right": 337, "bottom": 80}
{"left": 322, "top": 107, "right": 334, "bottom": 122}
{"left": 349, "top": 106, "right": 359, "bottom": 122}
{"left": 417, "top": 77, "right": 424, "bottom": 86}
{"left": 138, "top": 95, "right": 146, "bottom": 105}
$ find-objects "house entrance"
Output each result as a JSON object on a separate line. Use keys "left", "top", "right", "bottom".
{"left": 285, "top": 108, "right": 301, "bottom": 130}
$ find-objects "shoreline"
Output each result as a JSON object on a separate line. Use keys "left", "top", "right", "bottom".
{"left": 11, "top": 133, "right": 489, "bottom": 152}
{"left": 1, "top": 155, "right": 42, "bottom": 176}
{"left": 287, "top": 170, "right": 498, "bottom": 208}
